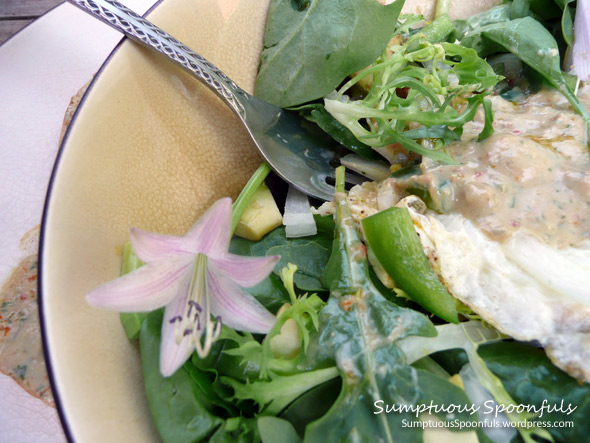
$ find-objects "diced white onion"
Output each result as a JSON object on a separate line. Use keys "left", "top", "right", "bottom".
{"left": 284, "top": 186, "right": 317, "bottom": 238}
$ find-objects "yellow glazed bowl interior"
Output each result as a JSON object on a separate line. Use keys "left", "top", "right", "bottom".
{"left": 40, "top": 0, "right": 500, "bottom": 441}
{"left": 41, "top": 0, "right": 270, "bottom": 441}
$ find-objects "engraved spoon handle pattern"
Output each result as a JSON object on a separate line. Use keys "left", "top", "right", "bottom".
{"left": 67, "top": 0, "right": 248, "bottom": 117}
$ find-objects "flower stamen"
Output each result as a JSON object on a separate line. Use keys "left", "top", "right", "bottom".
{"left": 176, "top": 253, "right": 223, "bottom": 358}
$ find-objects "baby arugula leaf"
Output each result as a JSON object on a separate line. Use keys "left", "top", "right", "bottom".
{"left": 255, "top": 0, "right": 405, "bottom": 107}
{"left": 304, "top": 168, "right": 476, "bottom": 442}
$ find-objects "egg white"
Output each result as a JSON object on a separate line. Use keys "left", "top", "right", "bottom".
{"left": 409, "top": 208, "right": 590, "bottom": 382}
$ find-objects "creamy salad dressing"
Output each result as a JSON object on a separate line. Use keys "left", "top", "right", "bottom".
{"left": 0, "top": 227, "right": 53, "bottom": 405}
{"left": 399, "top": 88, "right": 590, "bottom": 248}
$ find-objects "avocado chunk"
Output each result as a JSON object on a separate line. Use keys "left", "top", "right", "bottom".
{"left": 234, "top": 183, "right": 283, "bottom": 241}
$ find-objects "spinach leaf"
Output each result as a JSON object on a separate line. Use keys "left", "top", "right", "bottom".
{"left": 230, "top": 216, "right": 334, "bottom": 292}
{"left": 140, "top": 310, "right": 223, "bottom": 442}
{"left": 511, "top": 0, "right": 562, "bottom": 21}
{"left": 554, "top": 0, "right": 575, "bottom": 46}
{"left": 461, "top": 17, "right": 589, "bottom": 127}
{"left": 510, "top": 0, "right": 574, "bottom": 46}
{"left": 305, "top": 362, "right": 477, "bottom": 442}
{"left": 304, "top": 168, "right": 476, "bottom": 441}
{"left": 479, "top": 341, "right": 590, "bottom": 443}
{"left": 452, "top": 4, "right": 512, "bottom": 41}
{"left": 242, "top": 274, "right": 291, "bottom": 314}
{"left": 278, "top": 378, "right": 341, "bottom": 436}
{"left": 255, "top": 0, "right": 405, "bottom": 107}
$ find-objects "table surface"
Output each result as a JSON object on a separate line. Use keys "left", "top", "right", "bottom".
{"left": 0, "top": 0, "right": 64, "bottom": 45}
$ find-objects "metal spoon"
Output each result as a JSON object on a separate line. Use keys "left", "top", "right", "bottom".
{"left": 66, "top": 0, "right": 362, "bottom": 201}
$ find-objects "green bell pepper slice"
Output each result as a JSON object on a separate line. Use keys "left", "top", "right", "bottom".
{"left": 361, "top": 207, "right": 459, "bottom": 323}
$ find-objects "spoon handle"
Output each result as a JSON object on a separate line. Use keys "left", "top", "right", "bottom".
{"left": 66, "top": 0, "right": 249, "bottom": 117}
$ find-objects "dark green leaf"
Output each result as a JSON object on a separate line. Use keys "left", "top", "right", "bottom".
{"left": 255, "top": 0, "right": 405, "bottom": 107}
{"left": 243, "top": 274, "right": 291, "bottom": 314}
{"left": 278, "top": 378, "right": 341, "bottom": 436}
{"left": 461, "top": 17, "right": 589, "bottom": 125}
{"left": 510, "top": 0, "right": 531, "bottom": 19}
{"left": 305, "top": 360, "right": 478, "bottom": 442}
{"left": 556, "top": 0, "right": 574, "bottom": 46}
{"left": 511, "top": 0, "right": 562, "bottom": 21}
{"left": 479, "top": 341, "right": 590, "bottom": 443}
{"left": 452, "top": 4, "right": 511, "bottom": 41}
{"left": 140, "top": 310, "right": 223, "bottom": 443}
{"left": 402, "top": 125, "right": 461, "bottom": 145}
{"left": 230, "top": 217, "right": 334, "bottom": 292}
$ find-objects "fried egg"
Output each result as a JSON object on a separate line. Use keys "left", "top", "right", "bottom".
{"left": 316, "top": 85, "right": 590, "bottom": 383}
{"left": 410, "top": 208, "right": 590, "bottom": 382}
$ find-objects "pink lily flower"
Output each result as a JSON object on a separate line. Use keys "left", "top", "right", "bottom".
{"left": 86, "top": 198, "right": 279, "bottom": 377}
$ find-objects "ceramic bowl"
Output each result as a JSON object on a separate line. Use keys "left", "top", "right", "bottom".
{"left": 39, "top": 0, "right": 499, "bottom": 441}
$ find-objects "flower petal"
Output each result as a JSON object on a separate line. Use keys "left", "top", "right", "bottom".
{"left": 184, "top": 197, "right": 232, "bottom": 256}
{"left": 573, "top": 0, "right": 590, "bottom": 81}
{"left": 207, "top": 268, "right": 276, "bottom": 334}
{"left": 209, "top": 254, "right": 280, "bottom": 288}
{"left": 130, "top": 228, "right": 194, "bottom": 263}
{"left": 86, "top": 256, "right": 194, "bottom": 312}
{"left": 159, "top": 287, "right": 196, "bottom": 377}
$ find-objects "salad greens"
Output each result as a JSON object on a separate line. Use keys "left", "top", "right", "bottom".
{"left": 103, "top": 1, "right": 590, "bottom": 442}
{"left": 255, "top": 0, "right": 405, "bottom": 107}
{"left": 130, "top": 158, "right": 588, "bottom": 442}
{"left": 303, "top": 168, "right": 472, "bottom": 442}
{"left": 460, "top": 16, "right": 589, "bottom": 126}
